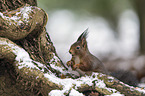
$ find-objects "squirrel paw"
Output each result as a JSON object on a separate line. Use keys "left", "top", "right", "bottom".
{"left": 72, "top": 64, "right": 80, "bottom": 70}
{"left": 66, "top": 61, "right": 73, "bottom": 67}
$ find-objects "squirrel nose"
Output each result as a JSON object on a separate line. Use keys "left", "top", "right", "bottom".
{"left": 69, "top": 49, "right": 72, "bottom": 54}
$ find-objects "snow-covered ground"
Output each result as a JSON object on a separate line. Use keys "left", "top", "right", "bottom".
{"left": 46, "top": 9, "right": 139, "bottom": 63}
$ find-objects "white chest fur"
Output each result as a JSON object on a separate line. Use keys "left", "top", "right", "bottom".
{"left": 73, "top": 56, "right": 86, "bottom": 76}
{"left": 74, "top": 56, "right": 80, "bottom": 64}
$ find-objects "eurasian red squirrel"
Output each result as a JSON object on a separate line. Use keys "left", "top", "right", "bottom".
{"left": 66, "top": 28, "right": 108, "bottom": 75}
{"left": 66, "top": 29, "right": 138, "bottom": 87}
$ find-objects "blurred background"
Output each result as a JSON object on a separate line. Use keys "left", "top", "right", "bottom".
{"left": 37, "top": 0, "right": 145, "bottom": 82}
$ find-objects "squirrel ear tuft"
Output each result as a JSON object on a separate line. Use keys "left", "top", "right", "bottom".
{"left": 77, "top": 28, "right": 89, "bottom": 48}
{"left": 77, "top": 28, "right": 89, "bottom": 42}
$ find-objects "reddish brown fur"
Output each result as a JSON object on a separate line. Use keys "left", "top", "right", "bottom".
{"left": 67, "top": 29, "right": 107, "bottom": 75}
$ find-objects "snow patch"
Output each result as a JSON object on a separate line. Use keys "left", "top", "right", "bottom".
{"left": 0, "top": 5, "right": 33, "bottom": 25}
{"left": 106, "top": 93, "right": 124, "bottom": 96}
{"left": 49, "top": 53, "right": 60, "bottom": 64}
{"left": 0, "top": 40, "right": 41, "bottom": 70}
{"left": 49, "top": 90, "right": 65, "bottom": 96}
{"left": 135, "top": 87, "right": 145, "bottom": 94}
{"left": 69, "top": 89, "right": 84, "bottom": 96}
{"left": 45, "top": 73, "right": 123, "bottom": 96}
{"left": 20, "top": 5, "right": 32, "bottom": 19}
{"left": 49, "top": 53, "right": 70, "bottom": 75}
{"left": 95, "top": 79, "right": 106, "bottom": 88}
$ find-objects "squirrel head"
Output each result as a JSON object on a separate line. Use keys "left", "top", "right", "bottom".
{"left": 69, "top": 28, "right": 89, "bottom": 57}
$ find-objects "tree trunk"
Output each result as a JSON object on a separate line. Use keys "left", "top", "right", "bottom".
{"left": 135, "top": 0, "right": 145, "bottom": 54}
{"left": 0, "top": 0, "right": 145, "bottom": 95}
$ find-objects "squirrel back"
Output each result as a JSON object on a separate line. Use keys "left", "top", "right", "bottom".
{"left": 67, "top": 28, "right": 108, "bottom": 75}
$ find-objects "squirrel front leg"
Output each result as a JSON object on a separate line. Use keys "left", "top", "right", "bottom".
{"left": 66, "top": 60, "right": 73, "bottom": 67}
{"left": 67, "top": 57, "right": 80, "bottom": 70}
{"left": 67, "top": 60, "right": 78, "bottom": 70}
{"left": 73, "top": 64, "right": 80, "bottom": 70}
{"left": 66, "top": 57, "right": 75, "bottom": 67}
{"left": 67, "top": 60, "right": 79, "bottom": 70}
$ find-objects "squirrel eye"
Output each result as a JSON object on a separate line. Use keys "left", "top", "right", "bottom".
{"left": 76, "top": 46, "right": 80, "bottom": 49}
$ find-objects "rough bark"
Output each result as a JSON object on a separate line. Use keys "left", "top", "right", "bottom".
{"left": 0, "top": 0, "right": 37, "bottom": 12}
{"left": 0, "top": 0, "right": 145, "bottom": 96}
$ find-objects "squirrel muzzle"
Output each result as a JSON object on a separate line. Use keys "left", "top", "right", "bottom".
{"left": 69, "top": 49, "right": 73, "bottom": 55}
